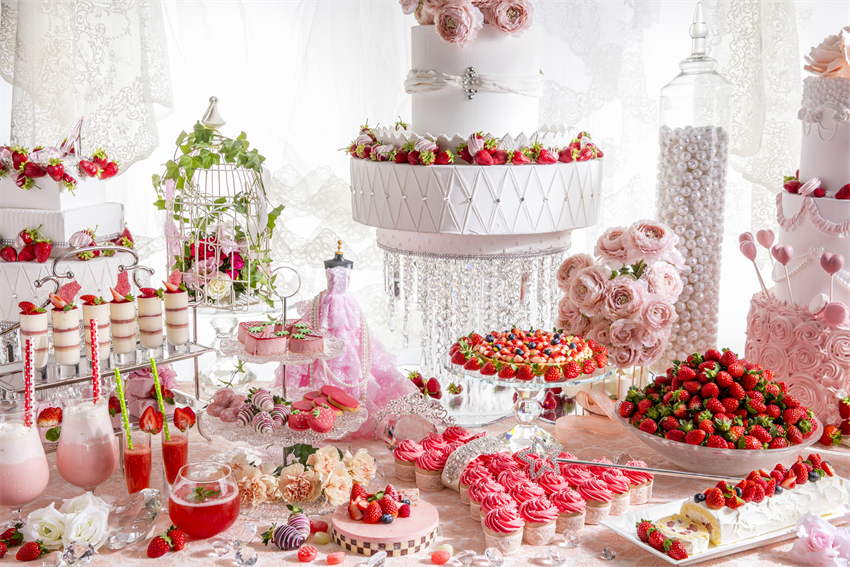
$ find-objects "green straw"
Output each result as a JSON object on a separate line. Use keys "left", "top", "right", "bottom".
{"left": 150, "top": 358, "right": 171, "bottom": 441}
{"left": 114, "top": 368, "right": 133, "bottom": 450}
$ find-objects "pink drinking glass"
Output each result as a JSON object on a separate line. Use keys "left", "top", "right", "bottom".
{"left": 0, "top": 404, "right": 50, "bottom": 526}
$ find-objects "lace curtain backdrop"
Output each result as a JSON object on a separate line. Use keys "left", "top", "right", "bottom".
{"left": 1, "top": 1, "right": 847, "bottom": 379}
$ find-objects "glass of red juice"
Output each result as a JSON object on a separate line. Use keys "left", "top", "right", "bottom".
{"left": 122, "top": 430, "right": 151, "bottom": 495}
{"left": 162, "top": 431, "right": 188, "bottom": 485}
{"left": 168, "top": 462, "right": 239, "bottom": 539}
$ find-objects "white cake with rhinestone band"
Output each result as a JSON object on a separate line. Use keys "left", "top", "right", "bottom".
{"left": 744, "top": 29, "right": 850, "bottom": 422}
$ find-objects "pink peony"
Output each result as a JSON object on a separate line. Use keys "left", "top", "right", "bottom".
{"left": 489, "top": 0, "right": 533, "bottom": 36}
{"left": 629, "top": 220, "right": 678, "bottom": 264}
{"left": 568, "top": 264, "right": 611, "bottom": 316}
{"left": 562, "top": 312, "right": 594, "bottom": 337}
{"left": 434, "top": 0, "right": 484, "bottom": 48}
{"left": 586, "top": 319, "right": 612, "bottom": 348}
{"left": 601, "top": 275, "right": 646, "bottom": 320}
{"left": 472, "top": 0, "right": 499, "bottom": 22}
{"left": 556, "top": 296, "right": 584, "bottom": 331}
{"left": 556, "top": 253, "right": 594, "bottom": 292}
{"left": 609, "top": 318, "right": 643, "bottom": 350}
{"left": 639, "top": 339, "right": 667, "bottom": 367}
{"left": 415, "top": 2, "right": 435, "bottom": 24}
{"left": 611, "top": 345, "right": 641, "bottom": 369}
{"left": 642, "top": 263, "right": 683, "bottom": 303}
{"left": 640, "top": 297, "right": 676, "bottom": 333}
{"left": 400, "top": 0, "right": 420, "bottom": 15}
{"left": 594, "top": 226, "right": 639, "bottom": 268}
{"left": 788, "top": 512, "right": 850, "bottom": 566}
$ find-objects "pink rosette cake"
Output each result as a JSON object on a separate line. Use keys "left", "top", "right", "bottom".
{"left": 589, "top": 457, "right": 614, "bottom": 476}
{"left": 420, "top": 432, "right": 449, "bottom": 452}
{"left": 459, "top": 465, "right": 492, "bottom": 505}
{"left": 487, "top": 454, "right": 523, "bottom": 475}
{"left": 624, "top": 460, "right": 654, "bottom": 505}
{"left": 535, "top": 471, "right": 572, "bottom": 495}
{"left": 483, "top": 508, "right": 524, "bottom": 556}
{"left": 480, "top": 492, "right": 517, "bottom": 523}
{"left": 550, "top": 488, "right": 586, "bottom": 532}
{"left": 442, "top": 425, "right": 473, "bottom": 443}
{"left": 560, "top": 464, "right": 594, "bottom": 489}
{"left": 519, "top": 497, "right": 558, "bottom": 546}
{"left": 600, "top": 470, "right": 630, "bottom": 515}
{"left": 468, "top": 480, "right": 506, "bottom": 521}
{"left": 495, "top": 470, "right": 529, "bottom": 492}
{"left": 415, "top": 450, "right": 448, "bottom": 492}
{"left": 510, "top": 481, "right": 546, "bottom": 504}
{"left": 577, "top": 478, "right": 613, "bottom": 525}
{"left": 393, "top": 439, "right": 424, "bottom": 482}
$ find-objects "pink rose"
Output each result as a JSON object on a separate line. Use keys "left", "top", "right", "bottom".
{"left": 400, "top": 0, "right": 420, "bottom": 15}
{"left": 749, "top": 310, "right": 770, "bottom": 344}
{"left": 594, "top": 227, "right": 639, "bottom": 268}
{"left": 586, "top": 319, "right": 611, "bottom": 347}
{"left": 611, "top": 345, "right": 641, "bottom": 369}
{"left": 758, "top": 345, "right": 788, "bottom": 380}
{"left": 787, "top": 344, "right": 821, "bottom": 375}
{"left": 556, "top": 253, "right": 594, "bottom": 292}
{"left": 768, "top": 313, "right": 798, "bottom": 349}
{"left": 609, "top": 318, "right": 643, "bottom": 350}
{"left": 795, "top": 320, "right": 829, "bottom": 343}
{"left": 803, "top": 28, "right": 850, "bottom": 78}
{"left": 602, "top": 275, "right": 645, "bottom": 320}
{"left": 434, "top": 0, "right": 484, "bottom": 48}
{"left": 788, "top": 511, "right": 850, "bottom": 567}
{"left": 640, "top": 297, "right": 676, "bottom": 333}
{"left": 642, "top": 263, "right": 683, "bottom": 303}
{"left": 568, "top": 264, "right": 611, "bottom": 316}
{"left": 415, "top": 2, "right": 435, "bottom": 24}
{"left": 489, "top": 0, "right": 532, "bottom": 36}
{"left": 629, "top": 220, "right": 678, "bottom": 264}
{"left": 789, "top": 374, "right": 832, "bottom": 422}
{"left": 825, "top": 331, "right": 850, "bottom": 366}
{"left": 815, "top": 360, "right": 845, "bottom": 384}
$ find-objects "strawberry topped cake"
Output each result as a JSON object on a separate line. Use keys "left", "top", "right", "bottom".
{"left": 450, "top": 328, "right": 608, "bottom": 382}
{"left": 49, "top": 281, "right": 82, "bottom": 367}
{"left": 109, "top": 271, "right": 137, "bottom": 357}
{"left": 17, "top": 301, "right": 48, "bottom": 369}
{"left": 162, "top": 269, "right": 189, "bottom": 347}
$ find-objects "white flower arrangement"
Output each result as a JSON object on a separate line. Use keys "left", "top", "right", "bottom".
{"left": 23, "top": 493, "right": 111, "bottom": 551}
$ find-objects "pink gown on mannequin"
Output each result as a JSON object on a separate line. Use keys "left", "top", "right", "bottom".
{"left": 274, "top": 267, "right": 416, "bottom": 438}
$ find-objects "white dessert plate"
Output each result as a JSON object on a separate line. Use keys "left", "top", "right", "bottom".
{"left": 601, "top": 498, "right": 847, "bottom": 566}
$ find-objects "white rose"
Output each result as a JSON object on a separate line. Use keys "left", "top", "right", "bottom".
{"left": 59, "top": 493, "right": 109, "bottom": 515}
{"left": 804, "top": 28, "right": 850, "bottom": 78}
{"left": 24, "top": 504, "right": 67, "bottom": 550}
{"left": 206, "top": 273, "right": 233, "bottom": 301}
{"left": 62, "top": 507, "right": 110, "bottom": 550}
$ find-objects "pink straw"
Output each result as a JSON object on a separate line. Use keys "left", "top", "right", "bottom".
{"left": 90, "top": 319, "right": 100, "bottom": 402}
{"left": 24, "top": 338, "right": 34, "bottom": 427}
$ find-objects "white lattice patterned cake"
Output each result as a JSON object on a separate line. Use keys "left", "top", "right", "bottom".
{"left": 745, "top": 28, "right": 850, "bottom": 422}
{"left": 348, "top": 13, "right": 603, "bottom": 256}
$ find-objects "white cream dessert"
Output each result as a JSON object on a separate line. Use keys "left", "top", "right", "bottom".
{"left": 82, "top": 301, "right": 111, "bottom": 361}
{"left": 654, "top": 514, "right": 710, "bottom": 555}
{"left": 109, "top": 300, "right": 137, "bottom": 354}
{"left": 164, "top": 290, "right": 189, "bottom": 346}
{"left": 137, "top": 295, "right": 163, "bottom": 348}
{"left": 18, "top": 310, "right": 49, "bottom": 369}
{"left": 51, "top": 307, "right": 81, "bottom": 366}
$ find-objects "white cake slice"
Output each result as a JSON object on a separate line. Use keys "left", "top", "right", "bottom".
{"left": 654, "top": 513, "right": 710, "bottom": 555}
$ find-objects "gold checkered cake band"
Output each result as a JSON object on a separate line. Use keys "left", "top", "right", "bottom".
{"left": 331, "top": 526, "right": 438, "bottom": 557}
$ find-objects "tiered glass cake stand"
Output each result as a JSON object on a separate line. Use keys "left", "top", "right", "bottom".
{"left": 445, "top": 361, "right": 617, "bottom": 450}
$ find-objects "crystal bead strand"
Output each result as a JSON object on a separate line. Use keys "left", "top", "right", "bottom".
{"left": 402, "top": 256, "right": 414, "bottom": 348}
{"left": 536, "top": 256, "right": 546, "bottom": 329}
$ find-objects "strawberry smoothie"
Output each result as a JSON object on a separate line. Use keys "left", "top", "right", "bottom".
{"left": 0, "top": 420, "right": 49, "bottom": 509}
{"left": 56, "top": 397, "right": 119, "bottom": 491}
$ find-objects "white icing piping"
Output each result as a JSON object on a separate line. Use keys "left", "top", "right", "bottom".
{"left": 405, "top": 69, "right": 543, "bottom": 98}
{"left": 776, "top": 192, "right": 850, "bottom": 237}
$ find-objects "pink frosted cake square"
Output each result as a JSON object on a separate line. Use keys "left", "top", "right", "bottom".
{"left": 287, "top": 320, "right": 324, "bottom": 354}
{"left": 238, "top": 320, "right": 273, "bottom": 343}
{"left": 244, "top": 325, "right": 288, "bottom": 355}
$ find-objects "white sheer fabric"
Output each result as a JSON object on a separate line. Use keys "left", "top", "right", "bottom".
{"left": 1, "top": 1, "right": 846, "bottom": 367}
{"left": 0, "top": 0, "right": 173, "bottom": 167}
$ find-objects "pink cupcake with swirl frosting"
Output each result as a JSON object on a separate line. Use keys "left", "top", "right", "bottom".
{"left": 510, "top": 481, "right": 546, "bottom": 504}
{"left": 535, "top": 471, "right": 572, "bottom": 495}
{"left": 589, "top": 457, "right": 614, "bottom": 476}
{"left": 393, "top": 439, "right": 423, "bottom": 482}
{"left": 420, "top": 432, "right": 449, "bottom": 452}
{"left": 442, "top": 425, "right": 473, "bottom": 444}
{"left": 600, "top": 470, "right": 631, "bottom": 515}
{"left": 468, "top": 479, "right": 506, "bottom": 521}
{"left": 560, "top": 464, "right": 594, "bottom": 489}
{"left": 550, "top": 488, "right": 586, "bottom": 532}
{"left": 480, "top": 491, "right": 517, "bottom": 524}
{"left": 519, "top": 496, "right": 558, "bottom": 545}
{"left": 415, "top": 449, "right": 448, "bottom": 492}
{"left": 459, "top": 465, "right": 492, "bottom": 505}
{"left": 578, "top": 478, "right": 613, "bottom": 524}
{"left": 496, "top": 470, "right": 529, "bottom": 492}
{"left": 484, "top": 507, "right": 524, "bottom": 556}
{"left": 624, "top": 460, "right": 654, "bottom": 505}
{"left": 487, "top": 454, "right": 523, "bottom": 475}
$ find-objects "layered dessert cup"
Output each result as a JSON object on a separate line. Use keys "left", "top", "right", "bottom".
{"left": 624, "top": 460, "right": 654, "bottom": 505}
{"left": 18, "top": 310, "right": 49, "bottom": 369}
{"left": 519, "top": 497, "right": 558, "bottom": 546}
{"left": 164, "top": 289, "right": 189, "bottom": 349}
{"left": 414, "top": 450, "right": 447, "bottom": 492}
{"left": 483, "top": 508, "right": 524, "bottom": 556}
{"left": 82, "top": 302, "right": 111, "bottom": 362}
{"left": 578, "top": 478, "right": 613, "bottom": 524}
{"left": 393, "top": 439, "right": 423, "bottom": 482}
{"left": 138, "top": 295, "right": 164, "bottom": 350}
{"left": 52, "top": 307, "right": 81, "bottom": 367}
{"left": 600, "top": 470, "right": 631, "bottom": 515}
{"left": 550, "top": 488, "right": 586, "bottom": 532}
{"left": 110, "top": 298, "right": 137, "bottom": 364}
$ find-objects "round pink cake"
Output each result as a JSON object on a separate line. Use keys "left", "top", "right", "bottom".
{"left": 330, "top": 500, "right": 440, "bottom": 557}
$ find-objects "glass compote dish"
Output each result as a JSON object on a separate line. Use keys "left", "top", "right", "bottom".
{"left": 168, "top": 462, "right": 240, "bottom": 539}
{"left": 0, "top": 402, "right": 50, "bottom": 526}
{"left": 199, "top": 315, "right": 256, "bottom": 393}
{"left": 56, "top": 390, "right": 120, "bottom": 493}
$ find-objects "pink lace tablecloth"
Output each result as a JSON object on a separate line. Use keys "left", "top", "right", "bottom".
{"left": 5, "top": 402, "right": 848, "bottom": 566}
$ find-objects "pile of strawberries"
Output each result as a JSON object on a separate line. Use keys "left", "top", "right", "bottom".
{"left": 407, "top": 370, "right": 443, "bottom": 399}
{"left": 146, "top": 525, "right": 187, "bottom": 558}
{"left": 1, "top": 144, "right": 120, "bottom": 191}
{"left": 784, "top": 169, "right": 850, "bottom": 199}
{"left": 621, "top": 348, "right": 817, "bottom": 450}
{"left": 635, "top": 521, "right": 689, "bottom": 561}
{"left": 347, "top": 483, "right": 412, "bottom": 525}
{"left": 0, "top": 227, "right": 52, "bottom": 263}
{"left": 345, "top": 125, "right": 602, "bottom": 167}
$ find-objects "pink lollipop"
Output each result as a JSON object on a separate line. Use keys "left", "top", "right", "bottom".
{"left": 821, "top": 252, "right": 845, "bottom": 301}
{"left": 756, "top": 229, "right": 775, "bottom": 249}
{"left": 739, "top": 241, "right": 766, "bottom": 294}
{"left": 738, "top": 232, "right": 754, "bottom": 244}
{"left": 771, "top": 245, "right": 795, "bottom": 304}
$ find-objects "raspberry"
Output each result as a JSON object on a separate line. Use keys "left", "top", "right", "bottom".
{"left": 398, "top": 504, "right": 411, "bottom": 518}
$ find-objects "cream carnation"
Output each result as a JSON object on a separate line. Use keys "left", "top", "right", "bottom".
{"left": 279, "top": 465, "right": 322, "bottom": 504}
{"left": 804, "top": 28, "right": 850, "bottom": 78}
{"left": 556, "top": 253, "right": 594, "bottom": 292}
{"left": 323, "top": 464, "right": 354, "bottom": 507}
{"left": 435, "top": 0, "right": 484, "bottom": 48}
{"left": 489, "top": 0, "right": 532, "bottom": 36}
{"left": 307, "top": 445, "right": 342, "bottom": 479}
{"left": 594, "top": 226, "right": 639, "bottom": 268}
{"left": 568, "top": 264, "right": 611, "bottom": 316}
{"left": 343, "top": 448, "right": 377, "bottom": 486}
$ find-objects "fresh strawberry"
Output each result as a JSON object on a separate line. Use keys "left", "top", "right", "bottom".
{"left": 685, "top": 429, "right": 706, "bottom": 445}
{"left": 475, "top": 150, "right": 494, "bottom": 166}
{"left": 491, "top": 149, "right": 509, "bottom": 164}
{"left": 15, "top": 541, "right": 47, "bottom": 561}
{"left": 363, "top": 501, "right": 382, "bottom": 524}
{"left": 648, "top": 527, "right": 667, "bottom": 551}
{"left": 787, "top": 425, "right": 804, "bottom": 445}
{"left": 34, "top": 241, "right": 51, "bottom": 263}
{"left": 10, "top": 146, "right": 28, "bottom": 171}
{"left": 701, "top": 382, "right": 719, "bottom": 399}
{"left": 146, "top": 534, "right": 171, "bottom": 558}
{"left": 636, "top": 519, "right": 653, "bottom": 542}
{"left": 379, "top": 495, "right": 399, "bottom": 518}
{"left": 348, "top": 500, "right": 363, "bottom": 520}
{"left": 562, "top": 361, "right": 580, "bottom": 379}
{"left": 479, "top": 361, "right": 497, "bottom": 376}
{"left": 819, "top": 424, "right": 842, "bottom": 446}
{"left": 351, "top": 483, "right": 368, "bottom": 502}
{"left": 92, "top": 148, "right": 109, "bottom": 168}
{"left": 510, "top": 150, "right": 532, "bottom": 165}
{"left": 536, "top": 148, "right": 557, "bottom": 164}
{"left": 173, "top": 407, "right": 196, "bottom": 432}
{"left": 840, "top": 397, "right": 850, "bottom": 420}
{"left": 727, "top": 362, "right": 745, "bottom": 379}
{"left": 0, "top": 523, "right": 23, "bottom": 546}
{"left": 639, "top": 418, "right": 658, "bottom": 435}
{"left": 784, "top": 179, "right": 802, "bottom": 193}
{"left": 823, "top": 461, "right": 836, "bottom": 477}
{"left": 166, "top": 525, "right": 186, "bottom": 551}
{"left": 665, "top": 539, "right": 689, "bottom": 560}
{"left": 17, "top": 244, "right": 35, "bottom": 262}
{"left": 737, "top": 435, "right": 762, "bottom": 450}
{"left": 79, "top": 160, "right": 99, "bottom": 177}
{"left": 783, "top": 408, "right": 805, "bottom": 426}
{"left": 434, "top": 150, "right": 454, "bottom": 165}
{"left": 791, "top": 462, "right": 808, "bottom": 484}
{"left": 463, "top": 357, "right": 482, "bottom": 371}
{"left": 678, "top": 366, "right": 696, "bottom": 381}
{"left": 139, "top": 406, "right": 164, "bottom": 435}
{"left": 498, "top": 364, "right": 516, "bottom": 380}
{"left": 719, "top": 350, "right": 738, "bottom": 367}
{"left": 837, "top": 184, "right": 850, "bottom": 200}
{"left": 544, "top": 365, "right": 563, "bottom": 382}
{"left": 749, "top": 425, "right": 772, "bottom": 444}
{"left": 450, "top": 350, "right": 467, "bottom": 365}
{"left": 21, "top": 161, "right": 46, "bottom": 179}
{"left": 99, "top": 161, "right": 120, "bottom": 180}
{"left": 780, "top": 476, "right": 797, "bottom": 490}
{"left": 0, "top": 541, "right": 5, "bottom": 559}
{"left": 706, "top": 434, "right": 727, "bottom": 448}
{"left": 0, "top": 246, "right": 16, "bottom": 262}
{"left": 516, "top": 365, "right": 535, "bottom": 381}
{"left": 743, "top": 484, "right": 765, "bottom": 503}
{"left": 666, "top": 429, "right": 685, "bottom": 442}
{"left": 17, "top": 301, "right": 38, "bottom": 314}
{"left": 46, "top": 158, "right": 64, "bottom": 182}
{"left": 37, "top": 407, "right": 62, "bottom": 428}
{"left": 698, "top": 419, "right": 715, "bottom": 435}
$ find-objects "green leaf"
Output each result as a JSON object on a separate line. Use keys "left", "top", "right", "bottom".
{"left": 45, "top": 426, "right": 61, "bottom": 442}
{"left": 175, "top": 131, "right": 188, "bottom": 146}
{"left": 151, "top": 173, "right": 161, "bottom": 189}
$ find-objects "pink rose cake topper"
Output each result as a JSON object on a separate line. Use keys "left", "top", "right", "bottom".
{"left": 399, "top": 0, "right": 534, "bottom": 44}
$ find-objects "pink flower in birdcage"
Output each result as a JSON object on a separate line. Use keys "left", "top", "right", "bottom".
{"left": 223, "top": 252, "right": 245, "bottom": 279}
{"left": 215, "top": 222, "right": 239, "bottom": 254}
{"left": 190, "top": 237, "right": 217, "bottom": 260}
{"left": 164, "top": 178, "right": 176, "bottom": 201}
{"left": 164, "top": 220, "right": 182, "bottom": 258}
{"left": 195, "top": 256, "right": 219, "bottom": 279}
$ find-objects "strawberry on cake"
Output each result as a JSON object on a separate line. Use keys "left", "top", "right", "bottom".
{"left": 50, "top": 281, "right": 82, "bottom": 367}
{"left": 450, "top": 328, "right": 607, "bottom": 382}
{"left": 17, "top": 301, "right": 49, "bottom": 369}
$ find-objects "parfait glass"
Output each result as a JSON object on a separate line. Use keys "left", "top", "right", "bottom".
{"left": 122, "top": 430, "right": 152, "bottom": 495}
{"left": 56, "top": 390, "right": 120, "bottom": 492}
{"left": 164, "top": 289, "right": 190, "bottom": 352}
{"left": 168, "top": 462, "right": 239, "bottom": 539}
{"left": 0, "top": 403, "right": 50, "bottom": 525}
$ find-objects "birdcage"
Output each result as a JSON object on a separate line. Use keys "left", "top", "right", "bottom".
{"left": 153, "top": 97, "right": 284, "bottom": 311}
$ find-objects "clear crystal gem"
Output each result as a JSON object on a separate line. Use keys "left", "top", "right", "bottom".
{"left": 63, "top": 540, "right": 95, "bottom": 565}
{"left": 40, "top": 552, "right": 63, "bottom": 567}
{"left": 367, "top": 550, "right": 388, "bottom": 566}
{"left": 563, "top": 529, "right": 580, "bottom": 548}
{"left": 548, "top": 545, "right": 567, "bottom": 566}
{"left": 455, "top": 550, "right": 475, "bottom": 566}
{"left": 484, "top": 547, "right": 504, "bottom": 566}
{"left": 602, "top": 546, "right": 617, "bottom": 560}
{"left": 235, "top": 546, "right": 258, "bottom": 566}
{"left": 231, "top": 520, "right": 257, "bottom": 549}
{"left": 212, "top": 539, "right": 233, "bottom": 557}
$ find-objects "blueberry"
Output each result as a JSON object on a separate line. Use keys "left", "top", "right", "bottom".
{"left": 401, "top": 498, "right": 411, "bottom": 505}
{"left": 514, "top": 348, "right": 524, "bottom": 355}
{"left": 543, "top": 348, "right": 552, "bottom": 356}
{"left": 553, "top": 333, "right": 561, "bottom": 339}
{"left": 493, "top": 345, "right": 501, "bottom": 351}
{"left": 528, "top": 342, "right": 537, "bottom": 349}
{"left": 485, "top": 334, "right": 494, "bottom": 342}
{"left": 569, "top": 342, "right": 576, "bottom": 349}
{"left": 734, "top": 486, "right": 742, "bottom": 497}
{"left": 508, "top": 333, "right": 515, "bottom": 340}
{"left": 809, "top": 471, "right": 820, "bottom": 482}
{"left": 774, "top": 485, "right": 783, "bottom": 494}
{"left": 551, "top": 339, "right": 561, "bottom": 345}
{"left": 380, "top": 513, "right": 393, "bottom": 524}
{"left": 694, "top": 493, "right": 706, "bottom": 503}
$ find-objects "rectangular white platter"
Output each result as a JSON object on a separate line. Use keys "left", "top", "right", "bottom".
{"left": 601, "top": 498, "right": 847, "bottom": 566}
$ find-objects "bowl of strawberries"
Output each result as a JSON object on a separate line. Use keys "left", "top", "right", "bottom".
{"left": 614, "top": 348, "right": 821, "bottom": 476}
